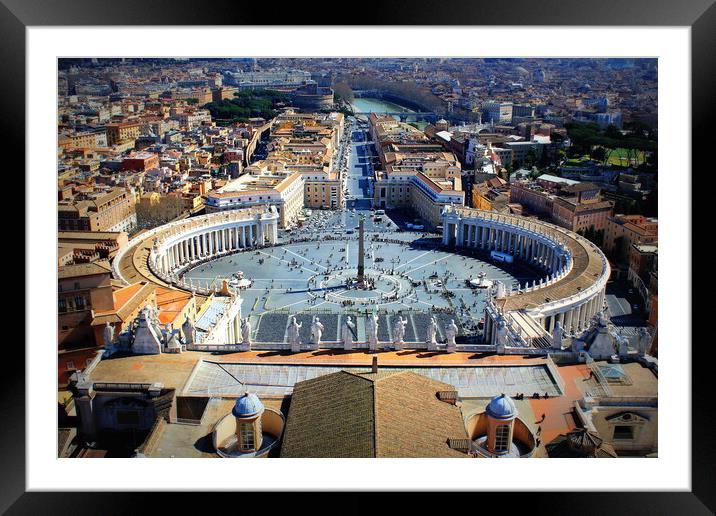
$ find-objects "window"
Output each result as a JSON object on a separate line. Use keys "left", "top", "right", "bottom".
{"left": 494, "top": 424, "right": 510, "bottom": 452}
{"left": 66, "top": 361, "right": 75, "bottom": 371}
{"left": 613, "top": 425, "right": 634, "bottom": 440}
{"left": 239, "top": 422, "right": 255, "bottom": 450}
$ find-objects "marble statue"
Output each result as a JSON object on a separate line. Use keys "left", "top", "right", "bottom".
{"left": 392, "top": 316, "right": 408, "bottom": 350}
{"left": 495, "top": 318, "right": 508, "bottom": 353}
{"left": 342, "top": 316, "right": 356, "bottom": 350}
{"left": 426, "top": 316, "right": 438, "bottom": 351}
{"left": 310, "top": 316, "right": 324, "bottom": 349}
{"left": 160, "top": 323, "right": 180, "bottom": 353}
{"left": 618, "top": 335, "right": 630, "bottom": 357}
{"left": 163, "top": 323, "right": 173, "bottom": 341}
{"left": 366, "top": 312, "right": 379, "bottom": 352}
{"left": 182, "top": 317, "right": 195, "bottom": 347}
{"left": 166, "top": 330, "right": 182, "bottom": 353}
{"left": 131, "top": 307, "right": 163, "bottom": 355}
{"left": 445, "top": 319, "right": 458, "bottom": 353}
{"left": 637, "top": 327, "right": 651, "bottom": 356}
{"left": 145, "top": 303, "right": 158, "bottom": 321}
{"left": 241, "top": 318, "right": 252, "bottom": 347}
{"left": 597, "top": 309, "right": 608, "bottom": 327}
{"left": 288, "top": 316, "right": 302, "bottom": 352}
{"left": 103, "top": 322, "right": 115, "bottom": 347}
{"left": 551, "top": 321, "right": 564, "bottom": 351}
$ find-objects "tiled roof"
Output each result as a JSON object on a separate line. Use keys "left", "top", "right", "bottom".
{"left": 92, "top": 282, "right": 155, "bottom": 325}
{"left": 281, "top": 370, "right": 468, "bottom": 458}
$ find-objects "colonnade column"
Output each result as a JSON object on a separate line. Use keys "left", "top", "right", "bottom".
{"left": 574, "top": 305, "right": 583, "bottom": 332}
{"left": 233, "top": 315, "right": 241, "bottom": 344}
{"left": 565, "top": 309, "right": 574, "bottom": 333}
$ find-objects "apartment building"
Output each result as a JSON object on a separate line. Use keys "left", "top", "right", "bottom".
{"left": 510, "top": 180, "right": 614, "bottom": 234}
{"left": 58, "top": 187, "right": 137, "bottom": 232}
{"left": 205, "top": 168, "right": 305, "bottom": 227}
{"left": 481, "top": 101, "right": 513, "bottom": 123}
{"left": 106, "top": 122, "right": 140, "bottom": 146}
{"left": 603, "top": 214, "right": 658, "bottom": 263}
{"left": 301, "top": 169, "right": 343, "bottom": 210}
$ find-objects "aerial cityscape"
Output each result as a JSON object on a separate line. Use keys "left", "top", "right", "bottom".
{"left": 57, "top": 57, "right": 658, "bottom": 459}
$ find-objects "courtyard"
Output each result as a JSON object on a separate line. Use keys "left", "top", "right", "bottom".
{"left": 182, "top": 208, "right": 543, "bottom": 345}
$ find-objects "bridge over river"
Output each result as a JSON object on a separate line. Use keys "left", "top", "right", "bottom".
{"left": 353, "top": 111, "right": 439, "bottom": 122}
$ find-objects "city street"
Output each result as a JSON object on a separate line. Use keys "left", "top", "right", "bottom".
{"left": 344, "top": 119, "right": 377, "bottom": 211}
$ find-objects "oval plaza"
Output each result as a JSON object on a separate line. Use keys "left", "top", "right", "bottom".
{"left": 112, "top": 201, "right": 609, "bottom": 355}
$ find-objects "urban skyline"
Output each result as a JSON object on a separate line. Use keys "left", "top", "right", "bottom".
{"left": 57, "top": 57, "right": 658, "bottom": 460}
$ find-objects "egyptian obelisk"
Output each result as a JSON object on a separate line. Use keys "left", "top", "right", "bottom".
{"left": 357, "top": 214, "right": 365, "bottom": 285}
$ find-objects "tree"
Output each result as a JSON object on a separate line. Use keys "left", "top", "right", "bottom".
{"left": 204, "top": 89, "right": 287, "bottom": 123}
{"left": 590, "top": 146, "right": 606, "bottom": 162}
{"left": 524, "top": 149, "right": 538, "bottom": 169}
{"left": 604, "top": 124, "right": 621, "bottom": 139}
{"left": 538, "top": 148, "right": 551, "bottom": 168}
{"left": 333, "top": 82, "right": 354, "bottom": 103}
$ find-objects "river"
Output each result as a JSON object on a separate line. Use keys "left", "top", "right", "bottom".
{"left": 350, "top": 97, "right": 428, "bottom": 129}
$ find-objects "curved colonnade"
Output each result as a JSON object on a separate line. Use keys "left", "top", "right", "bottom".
{"left": 112, "top": 207, "right": 279, "bottom": 294}
{"left": 442, "top": 206, "right": 610, "bottom": 350}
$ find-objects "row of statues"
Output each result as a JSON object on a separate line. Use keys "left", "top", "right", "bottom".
{"left": 286, "top": 314, "right": 458, "bottom": 352}
{"left": 118, "top": 305, "right": 461, "bottom": 354}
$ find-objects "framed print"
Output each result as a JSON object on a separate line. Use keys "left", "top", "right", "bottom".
{"left": 7, "top": 0, "right": 712, "bottom": 513}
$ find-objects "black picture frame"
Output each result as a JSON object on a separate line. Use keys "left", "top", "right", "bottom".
{"left": 6, "top": 0, "right": 709, "bottom": 513}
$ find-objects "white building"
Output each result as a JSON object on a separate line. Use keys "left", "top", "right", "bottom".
{"left": 205, "top": 170, "right": 304, "bottom": 228}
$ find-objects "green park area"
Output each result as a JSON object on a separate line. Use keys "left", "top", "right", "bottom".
{"left": 204, "top": 89, "right": 288, "bottom": 124}
{"left": 565, "top": 121, "right": 655, "bottom": 169}
{"left": 604, "top": 147, "right": 646, "bottom": 167}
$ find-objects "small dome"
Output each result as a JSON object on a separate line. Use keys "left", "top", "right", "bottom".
{"left": 437, "top": 119, "right": 448, "bottom": 125}
{"left": 486, "top": 394, "right": 517, "bottom": 420}
{"left": 232, "top": 392, "right": 264, "bottom": 418}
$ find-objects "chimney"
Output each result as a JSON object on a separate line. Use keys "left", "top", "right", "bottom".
{"left": 371, "top": 356, "right": 378, "bottom": 374}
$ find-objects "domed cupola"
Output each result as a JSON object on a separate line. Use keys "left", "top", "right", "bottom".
{"left": 486, "top": 393, "right": 517, "bottom": 420}
{"left": 232, "top": 392, "right": 265, "bottom": 418}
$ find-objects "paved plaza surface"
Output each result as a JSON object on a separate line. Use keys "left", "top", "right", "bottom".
{"left": 183, "top": 209, "right": 542, "bottom": 344}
